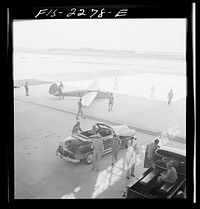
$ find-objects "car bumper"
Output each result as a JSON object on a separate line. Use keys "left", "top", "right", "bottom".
{"left": 56, "top": 152, "right": 80, "bottom": 163}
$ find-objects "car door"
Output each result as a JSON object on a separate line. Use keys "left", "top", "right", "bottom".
{"left": 100, "top": 128, "right": 113, "bottom": 151}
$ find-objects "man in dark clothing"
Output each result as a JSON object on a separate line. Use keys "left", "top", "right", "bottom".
{"left": 76, "top": 98, "right": 85, "bottom": 119}
{"left": 24, "top": 82, "right": 29, "bottom": 96}
{"left": 72, "top": 121, "right": 82, "bottom": 134}
{"left": 111, "top": 133, "right": 121, "bottom": 165}
{"left": 167, "top": 89, "right": 174, "bottom": 106}
{"left": 59, "top": 81, "right": 64, "bottom": 89}
{"left": 58, "top": 85, "right": 64, "bottom": 100}
{"left": 144, "top": 138, "right": 160, "bottom": 169}
{"left": 108, "top": 93, "right": 114, "bottom": 111}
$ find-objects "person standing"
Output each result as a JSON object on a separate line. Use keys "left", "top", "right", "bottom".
{"left": 24, "top": 82, "right": 29, "bottom": 96}
{"left": 125, "top": 137, "right": 139, "bottom": 179}
{"left": 144, "top": 138, "right": 160, "bottom": 169}
{"left": 167, "top": 89, "right": 174, "bottom": 106}
{"left": 150, "top": 85, "right": 155, "bottom": 98}
{"left": 76, "top": 98, "right": 85, "bottom": 119}
{"left": 72, "top": 121, "right": 82, "bottom": 134}
{"left": 58, "top": 85, "right": 64, "bottom": 100}
{"left": 91, "top": 137, "right": 104, "bottom": 171}
{"left": 111, "top": 133, "right": 121, "bottom": 166}
{"left": 113, "top": 77, "right": 118, "bottom": 90}
{"left": 108, "top": 93, "right": 114, "bottom": 111}
{"left": 59, "top": 81, "right": 64, "bottom": 89}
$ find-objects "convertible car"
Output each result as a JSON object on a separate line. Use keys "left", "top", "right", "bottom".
{"left": 123, "top": 146, "right": 186, "bottom": 198}
{"left": 56, "top": 123, "right": 136, "bottom": 164}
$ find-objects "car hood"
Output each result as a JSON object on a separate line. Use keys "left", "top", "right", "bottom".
{"left": 112, "top": 124, "right": 135, "bottom": 136}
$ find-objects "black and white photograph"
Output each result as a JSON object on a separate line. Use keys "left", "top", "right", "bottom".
{"left": 11, "top": 4, "right": 195, "bottom": 200}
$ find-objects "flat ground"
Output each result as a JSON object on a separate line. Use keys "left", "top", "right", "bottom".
{"left": 14, "top": 99, "right": 185, "bottom": 199}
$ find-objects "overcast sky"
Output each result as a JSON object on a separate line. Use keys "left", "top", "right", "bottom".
{"left": 13, "top": 19, "right": 186, "bottom": 53}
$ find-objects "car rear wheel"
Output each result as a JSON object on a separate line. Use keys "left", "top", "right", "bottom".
{"left": 85, "top": 153, "right": 93, "bottom": 164}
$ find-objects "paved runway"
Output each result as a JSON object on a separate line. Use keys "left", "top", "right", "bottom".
{"left": 14, "top": 75, "right": 186, "bottom": 140}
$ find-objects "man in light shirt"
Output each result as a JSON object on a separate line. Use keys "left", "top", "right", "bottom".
{"left": 91, "top": 137, "right": 104, "bottom": 171}
{"left": 157, "top": 161, "right": 178, "bottom": 184}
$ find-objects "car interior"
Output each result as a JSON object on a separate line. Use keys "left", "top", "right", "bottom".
{"left": 126, "top": 149, "right": 186, "bottom": 198}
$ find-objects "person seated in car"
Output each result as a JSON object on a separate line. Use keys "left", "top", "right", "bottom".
{"left": 89, "top": 125, "right": 101, "bottom": 137}
{"left": 157, "top": 160, "right": 178, "bottom": 184}
{"left": 148, "top": 161, "right": 178, "bottom": 195}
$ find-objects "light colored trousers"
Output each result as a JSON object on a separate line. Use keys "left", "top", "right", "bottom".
{"left": 92, "top": 150, "right": 101, "bottom": 170}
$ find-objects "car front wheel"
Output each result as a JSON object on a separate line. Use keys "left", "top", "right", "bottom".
{"left": 85, "top": 152, "right": 93, "bottom": 164}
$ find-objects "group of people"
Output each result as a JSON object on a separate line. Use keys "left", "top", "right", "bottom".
{"left": 71, "top": 121, "right": 141, "bottom": 177}
{"left": 71, "top": 121, "right": 178, "bottom": 185}
{"left": 144, "top": 138, "right": 178, "bottom": 193}
{"left": 23, "top": 81, "right": 65, "bottom": 99}
{"left": 76, "top": 93, "right": 115, "bottom": 120}
{"left": 150, "top": 85, "right": 174, "bottom": 106}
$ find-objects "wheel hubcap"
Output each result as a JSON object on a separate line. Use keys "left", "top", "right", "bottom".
{"left": 87, "top": 154, "right": 93, "bottom": 163}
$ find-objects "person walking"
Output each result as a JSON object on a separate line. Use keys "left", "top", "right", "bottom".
{"left": 111, "top": 133, "right": 121, "bottom": 166}
{"left": 144, "top": 138, "right": 160, "bottom": 169}
{"left": 167, "top": 89, "right": 174, "bottom": 106}
{"left": 113, "top": 77, "right": 118, "bottom": 90}
{"left": 125, "top": 137, "right": 140, "bottom": 179}
{"left": 150, "top": 85, "right": 155, "bottom": 98}
{"left": 108, "top": 93, "right": 114, "bottom": 111}
{"left": 91, "top": 137, "right": 104, "bottom": 171}
{"left": 76, "top": 98, "right": 85, "bottom": 119}
{"left": 24, "top": 82, "right": 29, "bottom": 96}
{"left": 58, "top": 85, "right": 64, "bottom": 100}
{"left": 72, "top": 121, "right": 82, "bottom": 134}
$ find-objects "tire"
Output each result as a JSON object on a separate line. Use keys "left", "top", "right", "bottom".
{"left": 85, "top": 152, "right": 93, "bottom": 164}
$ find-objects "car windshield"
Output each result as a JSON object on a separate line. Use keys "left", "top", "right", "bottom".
{"left": 155, "top": 149, "right": 186, "bottom": 175}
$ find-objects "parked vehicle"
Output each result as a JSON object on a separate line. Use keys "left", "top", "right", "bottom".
{"left": 123, "top": 146, "right": 186, "bottom": 198}
{"left": 56, "top": 123, "right": 136, "bottom": 164}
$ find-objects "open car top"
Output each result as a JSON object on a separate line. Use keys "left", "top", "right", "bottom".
{"left": 96, "top": 123, "right": 136, "bottom": 136}
{"left": 70, "top": 123, "right": 135, "bottom": 142}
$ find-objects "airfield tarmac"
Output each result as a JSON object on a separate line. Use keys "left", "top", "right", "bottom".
{"left": 14, "top": 76, "right": 186, "bottom": 199}
{"left": 13, "top": 51, "right": 186, "bottom": 199}
{"left": 14, "top": 74, "right": 186, "bottom": 139}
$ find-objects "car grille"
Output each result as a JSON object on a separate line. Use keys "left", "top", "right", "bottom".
{"left": 58, "top": 146, "right": 75, "bottom": 159}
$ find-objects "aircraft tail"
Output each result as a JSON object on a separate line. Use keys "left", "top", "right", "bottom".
{"left": 87, "top": 80, "right": 100, "bottom": 91}
{"left": 49, "top": 83, "right": 59, "bottom": 95}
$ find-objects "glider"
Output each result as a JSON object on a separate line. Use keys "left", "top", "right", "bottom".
{"left": 49, "top": 80, "right": 112, "bottom": 107}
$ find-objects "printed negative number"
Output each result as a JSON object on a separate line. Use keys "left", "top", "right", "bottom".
{"left": 90, "top": 9, "right": 98, "bottom": 18}
{"left": 97, "top": 8, "right": 106, "bottom": 18}
{"left": 67, "top": 8, "right": 76, "bottom": 17}
{"left": 77, "top": 9, "right": 86, "bottom": 16}
{"left": 90, "top": 8, "right": 106, "bottom": 18}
